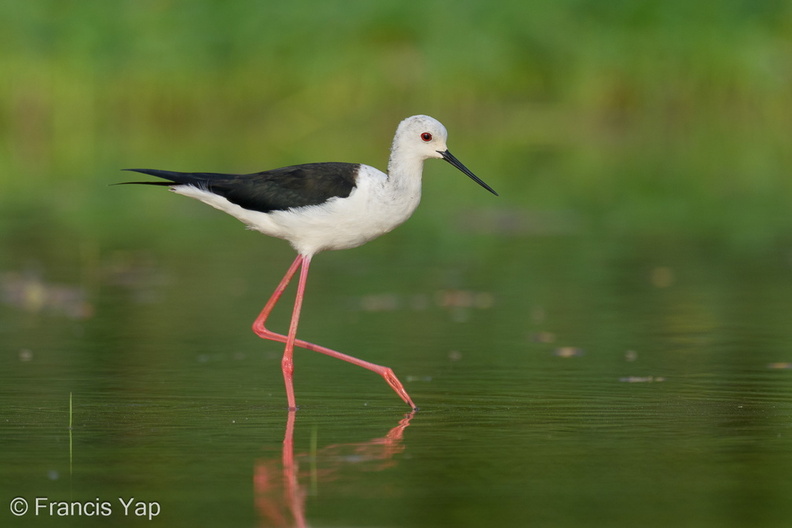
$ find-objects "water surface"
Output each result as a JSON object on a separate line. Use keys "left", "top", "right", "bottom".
{"left": 3, "top": 223, "right": 792, "bottom": 527}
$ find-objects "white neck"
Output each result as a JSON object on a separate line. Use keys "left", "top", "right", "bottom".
{"left": 386, "top": 140, "right": 425, "bottom": 195}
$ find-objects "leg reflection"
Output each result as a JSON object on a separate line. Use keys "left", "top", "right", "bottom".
{"left": 254, "top": 411, "right": 415, "bottom": 527}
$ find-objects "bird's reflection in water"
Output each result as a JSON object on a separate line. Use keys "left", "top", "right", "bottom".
{"left": 254, "top": 411, "right": 414, "bottom": 527}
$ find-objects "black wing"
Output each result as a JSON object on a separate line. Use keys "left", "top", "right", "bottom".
{"left": 122, "top": 163, "right": 359, "bottom": 213}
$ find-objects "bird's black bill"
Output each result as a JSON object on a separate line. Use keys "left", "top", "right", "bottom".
{"left": 440, "top": 150, "right": 498, "bottom": 196}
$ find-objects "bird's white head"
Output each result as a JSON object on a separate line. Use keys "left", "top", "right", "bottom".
{"left": 393, "top": 115, "right": 450, "bottom": 161}
{"left": 390, "top": 115, "right": 498, "bottom": 196}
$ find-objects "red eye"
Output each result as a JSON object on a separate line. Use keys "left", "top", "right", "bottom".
{"left": 421, "top": 132, "right": 433, "bottom": 142}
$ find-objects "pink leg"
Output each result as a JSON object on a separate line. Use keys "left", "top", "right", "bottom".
{"left": 252, "top": 255, "right": 417, "bottom": 411}
{"left": 252, "top": 255, "right": 304, "bottom": 334}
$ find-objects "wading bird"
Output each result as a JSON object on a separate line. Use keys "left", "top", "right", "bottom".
{"left": 122, "top": 115, "right": 497, "bottom": 410}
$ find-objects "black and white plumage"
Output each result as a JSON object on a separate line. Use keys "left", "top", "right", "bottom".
{"left": 126, "top": 163, "right": 358, "bottom": 213}
{"left": 122, "top": 115, "right": 497, "bottom": 410}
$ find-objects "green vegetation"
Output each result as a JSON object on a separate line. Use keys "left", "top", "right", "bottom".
{"left": 1, "top": 1, "right": 791, "bottom": 249}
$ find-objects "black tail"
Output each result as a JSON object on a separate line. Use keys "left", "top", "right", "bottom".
{"left": 116, "top": 168, "right": 235, "bottom": 187}
{"left": 113, "top": 180, "right": 172, "bottom": 186}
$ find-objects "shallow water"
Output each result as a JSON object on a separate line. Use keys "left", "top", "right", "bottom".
{"left": 2, "top": 225, "right": 792, "bottom": 527}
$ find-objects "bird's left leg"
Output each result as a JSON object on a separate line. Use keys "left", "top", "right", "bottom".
{"left": 251, "top": 254, "right": 304, "bottom": 339}
{"left": 252, "top": 254, "right": 308, "bottom": 410}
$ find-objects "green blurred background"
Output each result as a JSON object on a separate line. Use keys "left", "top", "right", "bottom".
{"left": 4, "top": 4, "right": 792, "bottom": 526}
{"left": 2, "top": 0, "right": 791, "bottom": 254}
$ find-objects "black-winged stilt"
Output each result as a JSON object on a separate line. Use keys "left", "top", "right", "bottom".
{"left": 122, "top": 115, "right": 497, "bottom": 411}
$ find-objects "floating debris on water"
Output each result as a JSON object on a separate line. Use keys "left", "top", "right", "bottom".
{"left": 355, "top": 289, "right": 494, "bottom": 312}
{"left": 767, "top": 363, "right": 792, "bottom": 369}
{"left": 554, "top": 347, "right": 584, "bottom": 358}
{"left": 1, "top": 271, "right": 93, "bottom": 319}
{"left": 435, "top": 289, "right": 494, "bottom": 309}
{"left": 359, "top": 293, "right": 401, "bottom": 312}
{"left": 619, "top": 376, "right": 666, "bottom": 383}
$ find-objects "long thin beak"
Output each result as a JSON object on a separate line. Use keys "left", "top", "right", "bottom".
{"left": 439, "top": 150, "right": 498, "bottom": 196}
